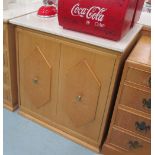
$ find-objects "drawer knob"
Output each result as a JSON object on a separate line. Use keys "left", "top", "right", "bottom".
{"left": 32, "top": 78, "right": 38, "bottom": 84}
{"left": 135, "top": 121, "right": 150, "bottom": 133}
{"left": 75, "top": 96, "right": 82, "bottom": 102}
{"left": 128, "top": 141, "right": 143, "bottom": 149}
{"left": 143, "top": 98, "right": 151, "bottom": 109}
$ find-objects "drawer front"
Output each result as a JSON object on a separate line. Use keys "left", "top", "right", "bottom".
{"left": 109, "top": 128, "right": 150, "bottom": 151}
{"left": 126, "top": 68, "right": 151, "bottom": 88}
{"left": 119, "top": 85, "right": 151, "bottom": 114}
{"left": 114, "top": 109, "right": 151, "bottom": 139}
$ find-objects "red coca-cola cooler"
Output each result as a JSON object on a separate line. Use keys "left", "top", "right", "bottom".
{"left": 131, "top": 0, "right": 145, "bottom": 27}
{"left": 58, "top": 0, "right": 144, "bottom": 41}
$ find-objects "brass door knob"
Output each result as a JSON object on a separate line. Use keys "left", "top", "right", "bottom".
{"left": 75, "top": 96, "right": 82, "bottom": 102}
{"left": 32, "top": 78, "right": 38, "bottom": 84}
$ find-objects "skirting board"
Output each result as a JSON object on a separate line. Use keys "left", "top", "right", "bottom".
{"left": 4, "top": 102, "right": 18, "bottom": 112}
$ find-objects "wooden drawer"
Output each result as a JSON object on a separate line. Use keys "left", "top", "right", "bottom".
{"left": 126, "top": 68, "right": 151, "bottom": 88}
{"left": 109, "top": 128, "right": 150, "bottom": 151}
{"left": 114, "top": 109, "right": 151, "bottom": 139}
{"left": 119, "top": 84, "right": 151, "bottom": 114}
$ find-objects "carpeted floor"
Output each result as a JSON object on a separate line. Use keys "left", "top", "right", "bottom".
{"left": 3, "top": 108, "right": 99, "bottom": 155}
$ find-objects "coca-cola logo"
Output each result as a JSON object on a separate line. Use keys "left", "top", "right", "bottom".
{"left": 71, "top": 3, "right": 107, "bottom": 22}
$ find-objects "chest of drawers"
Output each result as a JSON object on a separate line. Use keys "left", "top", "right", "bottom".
{"left": 102, "top": 31, "right": 151, "bottom": 155}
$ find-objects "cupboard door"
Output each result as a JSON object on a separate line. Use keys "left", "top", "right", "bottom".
{"left": 58, "top": 42, "right": 116, "bottom": 142}
{"left": 17, "top": 29, "right": 60, "bottom": 122}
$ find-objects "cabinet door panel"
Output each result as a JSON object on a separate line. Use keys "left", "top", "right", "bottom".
{"left": 58, "top": 42, "right": 116, "bottom": 142}
{"left": 17, "top": 29, "right": 60, "bottom": 122}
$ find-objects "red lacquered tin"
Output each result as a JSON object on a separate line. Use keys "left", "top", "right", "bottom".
{"left": 131, "top": 0, "right": 145, "bottom": 27}
{"left": 58, "top": 0, "right": 143, "bottom": 41}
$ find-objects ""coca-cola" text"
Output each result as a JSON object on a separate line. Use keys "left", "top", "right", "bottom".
{"left": 71, "top": 3, "right": 107, "bottom": 22}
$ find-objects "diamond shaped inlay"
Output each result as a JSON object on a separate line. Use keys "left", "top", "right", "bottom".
{"left": 63, "top": 60, "right": 101, "bottom": 127}
{"left": 23, "top": 46, "right": 52, "bottom": 108}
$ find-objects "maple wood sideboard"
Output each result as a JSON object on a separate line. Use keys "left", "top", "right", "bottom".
{"left": 14, "top": 24, "right": 142, "bottom": 152}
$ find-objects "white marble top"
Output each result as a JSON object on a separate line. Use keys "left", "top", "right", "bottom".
{"left": 138, "top": 12, "right": 151, "bottom": 28}
{"left": 3, "top": 1, "right": 42, "bottom": 22}
{"left": 10, "top": 12, "right": 143, "bottom": 52}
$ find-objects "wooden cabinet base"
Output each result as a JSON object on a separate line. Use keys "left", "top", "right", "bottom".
{"left": 19, "top": 109, "right": 100, "bottom": 153}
